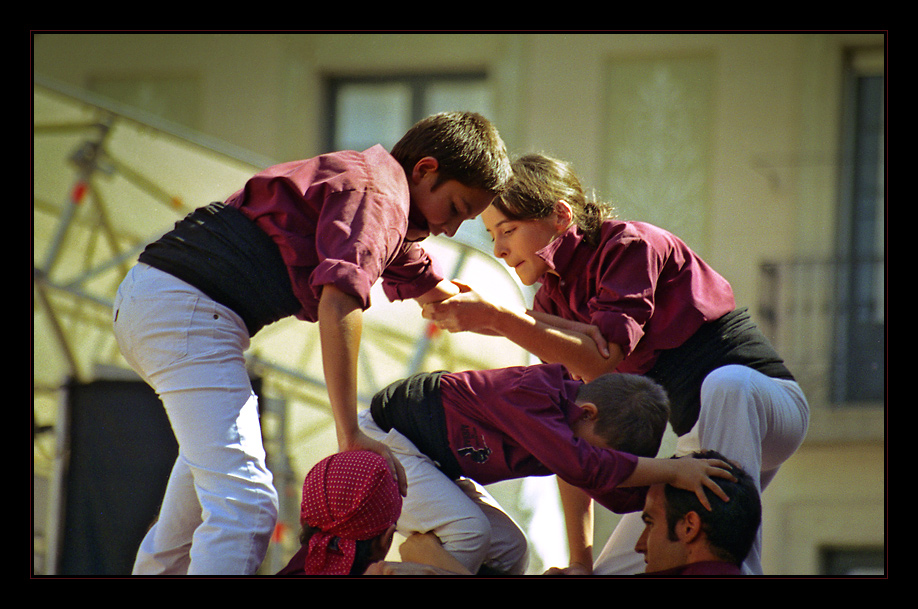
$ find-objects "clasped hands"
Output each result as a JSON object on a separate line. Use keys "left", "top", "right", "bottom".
{"left": 421, "top": 280, "right": 497, "bottom": 335}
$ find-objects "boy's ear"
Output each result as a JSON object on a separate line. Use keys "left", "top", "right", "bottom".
{"left": 580, "top": 401, "right": 599, "bottom": 421}
{"left": 411, "top": 156, "right": 439, "bottom": 182}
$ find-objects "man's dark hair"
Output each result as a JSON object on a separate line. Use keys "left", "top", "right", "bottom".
{"left": 663, "top": 450, "right": 762, "bottom": 566}
{"left": 575, "top": 373, "right": 670, "bottom": 458}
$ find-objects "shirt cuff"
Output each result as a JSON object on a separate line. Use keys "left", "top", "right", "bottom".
{"left": 594, "top": 312, "right": 644, "bottom": 357}
{"left": 310, "top": 259, "right": 375, "bottom": 310}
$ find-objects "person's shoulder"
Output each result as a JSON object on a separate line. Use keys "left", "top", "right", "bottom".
{"left": 596, "top": 219, "right": 691, "bottom": 260}
{"left": 600, "top": 218, "right": 663, "bottom": 242}
{"left": 305, "top": 146, "right": 407, "bottom": 198}
{"left": 357, "top": 145, "right": 409, "bottom": 195}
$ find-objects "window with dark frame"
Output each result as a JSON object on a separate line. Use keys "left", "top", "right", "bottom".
{"left": 833, "top": 48, "right": 885, "bottom": 404}
{"left": 821, "top": 545, "right": 885, "bottom": 576}
{"left": 325, "top": 73, "right": 493, "bottom": 153}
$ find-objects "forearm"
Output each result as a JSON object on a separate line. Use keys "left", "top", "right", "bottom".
{"left": 490, "top": 306, "right": 623, "bottom": 381}
{"left": 422, "top": 284, "right": 622, "bottom": 375}
{"left": 528, "top": 310, "right": 600, "bottom": 338}
{"left": 318, "top": 284, "right": 364, "bottom": 449}
{"left": 317, "top": 284, "right": 410, "bottom": 495}
{"left": 558, "top": 478, "right": 594, "bottom": 572}
{"left": 398, "top": 533, "right": 473, "bottom": 575}
{"left": 619, "top": 457, "right": 678, "bottom": 488}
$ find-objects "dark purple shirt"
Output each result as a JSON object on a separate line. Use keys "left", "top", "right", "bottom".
{"left": 226, "top": 145, "right": 444, "bottom": 322}
{"left": 533, "top": 221, "right": 735, "bottom": 374}
{"left": 438, "top": 364, "right": 645, "bottom": 513}
{"left": 645, "top": 560, "right": 743, "bottom": 576}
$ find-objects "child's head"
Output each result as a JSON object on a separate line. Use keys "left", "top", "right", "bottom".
{"left": 392, "top": 112, "right": 512, "bottom": 240}
{"left": 573, "top": 373, "right": 670, "bottom": 458}
{"left": 391, "top": 111, "right": 512, "bottom": 194}
{"left": 493, "top": 153, "right": 615, "bottom": 247}
{"left": 298, "top": 450, "right": 402, "bottom": 575}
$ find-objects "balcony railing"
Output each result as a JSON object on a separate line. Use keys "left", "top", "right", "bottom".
{"left": 757, "top": 257, "right": 885, "bottom": 408}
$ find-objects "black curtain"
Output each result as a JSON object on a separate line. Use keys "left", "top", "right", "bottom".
{"left": 58, "top": 379, "right": 178, "bottom": 575}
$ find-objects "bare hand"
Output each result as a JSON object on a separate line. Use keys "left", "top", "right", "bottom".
{"left": 342, "top": 431, "right": 408, "bottom": 497}
{"left": 670, "top": 457, "right": 736, "bottom": 510}
{"left": 421, "top": 280, "right": 493, "bottom": 334}
{"left": 543, "top": 563, "right": 592, "bottom": 576}
{"left": 582, "top": 324, "right": 610, "bottom": 359}
{"left": 398, "top": 532, "right": 444, "bottom": 563}
{"left": 398, "top": 532, "right": 474, "bottom": 575}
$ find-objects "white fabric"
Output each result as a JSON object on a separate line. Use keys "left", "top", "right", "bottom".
{"left": 359, "top": 409, "right": 529, "bottom": 574}
{"left": 592, "top": 365, "right": 809, "bottom": 576}
{"left": 113, "top": 264, "right": 278, "bottom": 575}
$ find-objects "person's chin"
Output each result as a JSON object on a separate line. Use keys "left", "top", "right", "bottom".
{"left": 513, "top": 265, "right": 536, "bottom": 286}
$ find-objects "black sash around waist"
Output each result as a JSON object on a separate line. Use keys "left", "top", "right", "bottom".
{"left": 139, "top": 202, "right": 302, "bottom": 336}
{"left": 645, "top": 308, "right": 795, "bottom": 437}
{"left": 370, "top": 371, "right": 463, "bottom": 480}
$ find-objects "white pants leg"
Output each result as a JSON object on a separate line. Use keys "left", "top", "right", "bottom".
{"left": 592, "top": 365, "right": 809, "bottom": 576}
{"left": 113, "top": 264, "right": 278, "bottom": 575}
{"left": 360, "top": 410, "right": 529, "bottom": 574}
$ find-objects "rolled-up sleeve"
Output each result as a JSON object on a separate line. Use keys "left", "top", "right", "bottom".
{"left": 229, "top": 146, "right": 448, "bottom": 323}
{"left": 310, "top": 189, "right": 444, "bottom": 310}
{"left": 309, "top": 189, "right": 406, "bottom": 310}
{"left": 587, "top": 233, "right": 662, "bottom": 357}
{"left": 381, "top": 243, "right": 444, "bottom": 301}
{"left": 533, "top": 220, "right": 735, "bottom": 375}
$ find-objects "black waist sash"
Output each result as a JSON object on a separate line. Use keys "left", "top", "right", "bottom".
{"left": 645, "top": 308, "right": 794, "bottom": 436}
{"left": 370, "top": 371, "right": 463, "bottom": 480}
{"left": 139, "top": 202, "right": 301, "bottom": 336}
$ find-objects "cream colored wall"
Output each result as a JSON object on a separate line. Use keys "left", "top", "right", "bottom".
{"left": 761, "top": 442, "right": 885, "bottom": 574}
{"left": 35, "top": 32, "right": 876, "bottom": 305}
{"left": 34, "top": 33, "right": 296, "bottom": 159}
{"left": 33, "top": 31, "right": 885, "bottom": 575}
{"left": 514, "top": 33, "right": 808, "bottom": 306}
{"left": 33, "top": 33, "right": 515, "bottom": 164}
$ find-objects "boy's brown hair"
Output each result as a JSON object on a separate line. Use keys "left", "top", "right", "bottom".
{"left": 576, "top": 373, "right": 670, "bottom": 458}
{"left": 390, "top": 111, "right": 512, "bottom": 195}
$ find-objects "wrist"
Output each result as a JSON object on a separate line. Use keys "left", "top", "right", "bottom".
{"left": 567, "top": 561, "right": 593, "bottom": 575}
{"left": 490, "top": 304, "right": 529, "bottom": 336}
{"left": 336, "top": 423, "right": 364, "bottom": 450}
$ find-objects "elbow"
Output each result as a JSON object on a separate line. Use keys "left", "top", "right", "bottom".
{"left": 319, "top": 284, "right": 363, "bottom": 318}
{"left": 577, "top": 346, "right": 625, "bottom": 383}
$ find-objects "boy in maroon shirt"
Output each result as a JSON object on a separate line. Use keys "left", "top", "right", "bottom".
{"left": 115, "top": 112, "right": 512, "bottom": 575}
{"left": 360, "top": 363, "right": 733, "bottom": 575}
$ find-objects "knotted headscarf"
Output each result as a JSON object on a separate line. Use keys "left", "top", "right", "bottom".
{"left": 299, "top": 450, "right": 402, "bottom": 575}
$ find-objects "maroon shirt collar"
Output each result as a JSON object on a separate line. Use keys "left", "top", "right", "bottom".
{"left": 535, "top": 223, "right": 584, "bottom": 280}
{"left": 645, "top": 560, "right": 743, "bottom": 576}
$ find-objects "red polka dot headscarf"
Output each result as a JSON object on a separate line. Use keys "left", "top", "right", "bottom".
{"left": 300, "top": 450, "right": 402, "bottom": 575}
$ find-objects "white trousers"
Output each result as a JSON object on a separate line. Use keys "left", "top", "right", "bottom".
{"left": 592, "top": 365, "right": 809, "bottom": 576}
{"left": 113, "top": 264, "right": 278, "bottom": 575}
{"left": 360, "top": 410, "right": 529, "bottom": 575}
